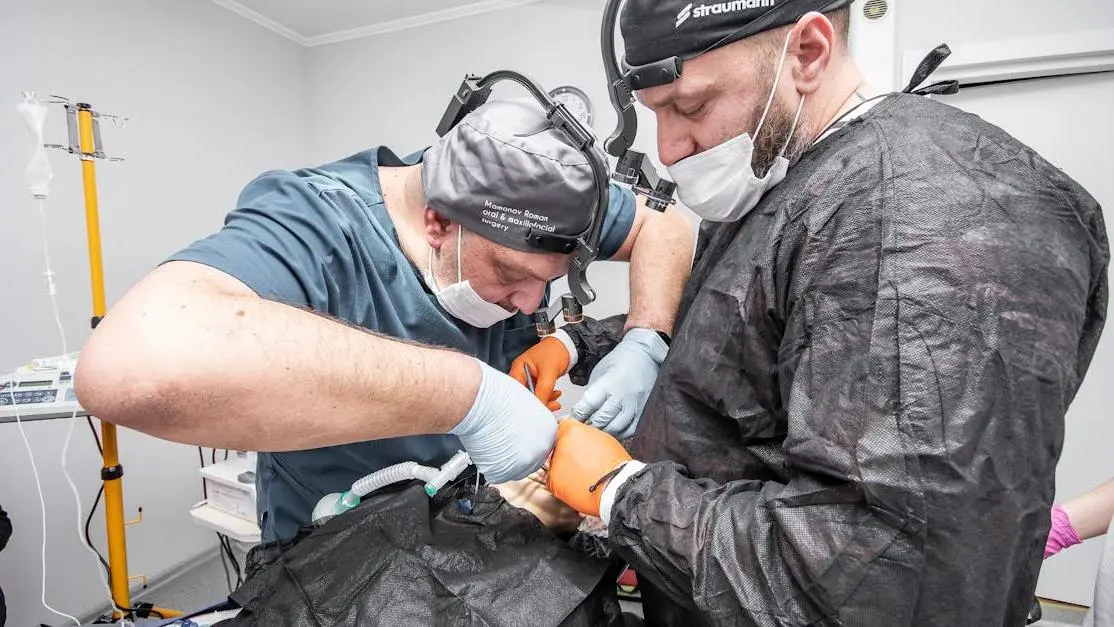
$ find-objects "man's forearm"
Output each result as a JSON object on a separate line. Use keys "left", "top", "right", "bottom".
{"left": 75, "top": 262, "right": 479, "bottom": 451}
{"left": 625, "top": 208, "right": 694, "bottom": 335}
{"left": 1062, "top": 478, "right": 1114, "bottom": 541}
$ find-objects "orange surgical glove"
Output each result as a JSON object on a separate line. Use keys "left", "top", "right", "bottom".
{"left": 546, "top": 419, "right": 633, "bottom": 518}
{"left": 510, "top": 336, "right": 570, "bottom": 411}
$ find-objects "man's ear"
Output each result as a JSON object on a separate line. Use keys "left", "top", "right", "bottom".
{"left": 424, "top": 209, "right": 454, "bottom": 251}
{"left": 790, "top": 12, "right": 835, "bottom": 96}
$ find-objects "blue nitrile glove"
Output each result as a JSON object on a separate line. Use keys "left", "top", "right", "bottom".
{"left": 451, "top": 359, "right": 557, "bottom": 484}
{"left": 572, "top": 328, "right": 668, "bottom": 439}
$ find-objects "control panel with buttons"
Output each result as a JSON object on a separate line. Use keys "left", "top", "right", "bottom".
{"left": 0, "top": 354, "right": 85, "bottom": 422}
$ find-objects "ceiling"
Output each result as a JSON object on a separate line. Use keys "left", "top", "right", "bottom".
{"left": 210, "top": 0, "right": 551, "bottom": 46}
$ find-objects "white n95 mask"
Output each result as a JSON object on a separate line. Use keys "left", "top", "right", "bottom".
{"left": 666, "top": 31, "right": 805, "bottom": 223}
{"left": 426, "top": 228, "right": 518, "bottom": 328}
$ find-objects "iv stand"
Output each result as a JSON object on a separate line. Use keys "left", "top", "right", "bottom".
{"left": 42, "top": 96, "right": 183, "bottom": 622}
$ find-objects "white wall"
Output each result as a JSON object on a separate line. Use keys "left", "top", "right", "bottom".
{"left": 0, "top": 1, "right": 309, "bottom": 624}
{"left": 306, "top": 0, "right": 669, "bottom": 188}
{"left": 898, "top": 0, "right": 1114, "bottom": 61}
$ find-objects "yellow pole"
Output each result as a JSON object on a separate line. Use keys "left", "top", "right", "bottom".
{"left": 76, "top": 104, "right": 131, "bottom": 614}
{"left": 74, "top": 103, "right": 183, "bottom": 621}
{"left": 78, "top": 107, "right": 107, "bottom": 317}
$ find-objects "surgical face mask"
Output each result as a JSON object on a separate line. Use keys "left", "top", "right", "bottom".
{"left": 666, "top": 32, "right": 806, "bottom": 223}
{"left": 425, "top": 228, "right": 518, "bottom": 328}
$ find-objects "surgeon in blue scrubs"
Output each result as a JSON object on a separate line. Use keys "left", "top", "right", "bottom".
{"left": 75, "top": 99, "right": 694, "bottom": 543}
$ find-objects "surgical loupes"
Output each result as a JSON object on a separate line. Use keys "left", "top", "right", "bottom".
{"left": 533, "top": 293, "right": 585, "bottom": 338}
{"left": 600, "top": 0, "right": 678, "bottom": 212}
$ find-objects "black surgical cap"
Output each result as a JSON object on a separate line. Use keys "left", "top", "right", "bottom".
{"left": 621, "top": 0, "right": 855, "bottom": 68}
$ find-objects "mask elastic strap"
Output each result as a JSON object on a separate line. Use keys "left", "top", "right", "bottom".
{"left": 779, "top": 93, "right": 807, "bottom": 157}
{"left": 754, "top": 30, "right": 794, "bottom": 141}
{"left": 427, "top": 227, "right": 466, "bottom": 288}
{"left": 427, "top": 244, "right": 438, "bottom": 289}
{"left": 455, "top": 227, "right": 464, "bottom": 284}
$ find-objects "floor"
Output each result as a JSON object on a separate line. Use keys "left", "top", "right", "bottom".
{"left": 133, "top": 544, "right": 248, "bottom": 617}
{"left": 87, "top": 549, "right": 1091, "bottom": 626}
{"left": 79, "top": 542, "right": 247, "bottom": 624}
{"left": 1032, "top": 601, "right": 1089, "bottom": 626}
{"left": 614, "top": 598, "right": 1087, "bottom": 625}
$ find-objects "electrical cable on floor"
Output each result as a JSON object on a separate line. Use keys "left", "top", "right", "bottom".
{"left": 84, "top": 417, "right": 111, "bottom": 576}
{"left": 220, "top": 533, "right": 243, "bottom": 587}
{"left": 84, "top": 485, "right": 110, "bottom": 576}
{"left": 200, "top": 449, "right": 244, "bottom": 593}
{"left": 217, "top": 533, "right": 233, "bottom": 593}
{"left": 196, "top": 449, "right": 248, "bottom": 594}
{"left": 227, "top": 537, "right": 242, "bottom": 587}
{"left": 87, "top": 416, "right": 102, "bottom": 453}
{"left": 63, "top": 406, "right": 117, "bottom": 611}
{"left": 200, "top": 451, "right": 234, "bottom": 594}
{"left": 232, "top": 542, "right": 243, "bottom": 586}
{"left": 224, "top": 534, "right": 242, "bottom": 586}
{"left": 84, "top": 419, "right": 161, "bottom": 621}
{"left": 198, "top": 446, "right": 208, "bottom": 499}
{"left": 225, "top": 537, "right": 240, "bottom": 587}
{"left": 85, "top": 414, "right": 174, "bottom": 620}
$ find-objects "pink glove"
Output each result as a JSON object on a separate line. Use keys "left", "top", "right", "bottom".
{"left": 1045, "top": 503, "right": 1082, "bottom": 559}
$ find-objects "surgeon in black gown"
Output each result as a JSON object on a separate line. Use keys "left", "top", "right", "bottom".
{"left": 548, "top": 1, "right": 1110, "bottom": 625}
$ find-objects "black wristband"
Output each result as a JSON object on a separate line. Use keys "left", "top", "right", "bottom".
{"left": 589, "top": 462, "right": 630, "bottom": 493}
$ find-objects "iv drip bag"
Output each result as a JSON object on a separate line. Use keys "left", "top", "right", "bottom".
{"left": 17, "top": 93, "right": 52, "bottom": 199}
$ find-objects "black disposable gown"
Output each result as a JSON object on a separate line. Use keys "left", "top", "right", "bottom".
{"left": 219, "top": 480, "right": 632, "bottom": 626}
{"left": 566, "top": 93, "right": 1109, "bottom": 626}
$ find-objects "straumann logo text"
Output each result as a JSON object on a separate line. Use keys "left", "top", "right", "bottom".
{"left": 676, "top": 0, "right": 778, "bottom": 28}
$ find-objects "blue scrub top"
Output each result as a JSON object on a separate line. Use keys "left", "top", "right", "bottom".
{"left": 168, "top": 146, "right": 636, "bottom": 542}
